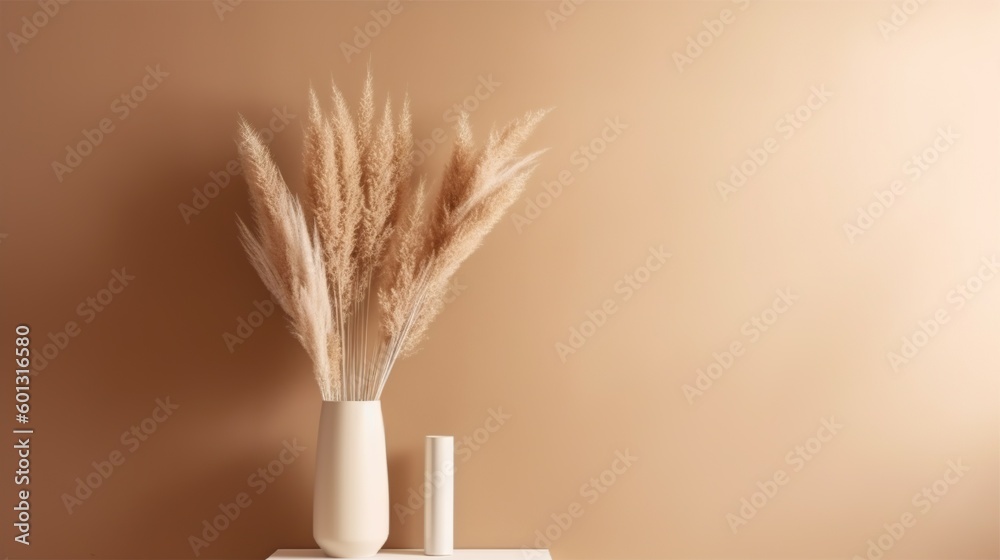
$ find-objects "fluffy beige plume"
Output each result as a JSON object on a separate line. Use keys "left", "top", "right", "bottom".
{"left": 387, "top": 110, "right": 548, "bottom": 359}
{"left": 296, "top": 224, "right": 337, "bottom": 401}
{"left": 303, "top": 89, "right": 345, "bottom": 398}
{"left": 457, "top": 109, "right": 550, "bottom": 221}
{"left": 379, "top": 177, "right": 427, "bottom": 340}
{"left": 330, "top": 81, "right": 364, "bottom": 309}
{"left": 360, "top": 96, "right": 398, "bottom": 271}
{"left": 355, "top": 69, "right": 383, "bottom": 275}
{"left": 379, "top": 95, "right": 415, "bottom": 277}
{"left": 357, "top": 69, "right": 376, "bottom": 158}
{"left": 237, "top": 74, "right": 545, "bottom": 401}
{"left": 403, "top": 156, "right": 540, "bottom": 357}
{"left": 390, "top": 95, "right": 414, "bottom": 207}
{"left": 433, "top": 112, "right": 476, "bottom": 229}
{"left": 237, "top": 117, "right": 297, "bottom": 314}
{"left": 426, "top": 109, "right": 549, "bottom": 274}
{"left": 237, "top": 121, "right": 337, "bottom": 399}
{"left": 287, "top": 219, "right": 336, "bottom": 401}
{"left": 304, "top": 89, "right": 342, "bottom": 288}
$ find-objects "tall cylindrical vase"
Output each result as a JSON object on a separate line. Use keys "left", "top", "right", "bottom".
{"left": 313, "top": 401, "right": 389, "bottom": 558}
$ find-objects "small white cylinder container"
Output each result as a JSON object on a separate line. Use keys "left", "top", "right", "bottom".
{"left": 424, "top": 435, "right": 454, "bottom": 556}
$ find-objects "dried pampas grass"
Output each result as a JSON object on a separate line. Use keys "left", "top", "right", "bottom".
{"left": 237, "top": 70, "right": 547, "bottom": 401}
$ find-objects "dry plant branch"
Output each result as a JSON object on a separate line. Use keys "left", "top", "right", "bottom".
{"left": 237, "top": 69, "right": 547, "bottom": 400}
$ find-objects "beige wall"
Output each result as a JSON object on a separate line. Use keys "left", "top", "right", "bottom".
{"left": 2, "top": 1, "right": 998, "bottom": 558}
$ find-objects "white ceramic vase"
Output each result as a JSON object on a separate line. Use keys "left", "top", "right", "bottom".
{"left": 313, "top": 401, "right": 389, "bottom": 558}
